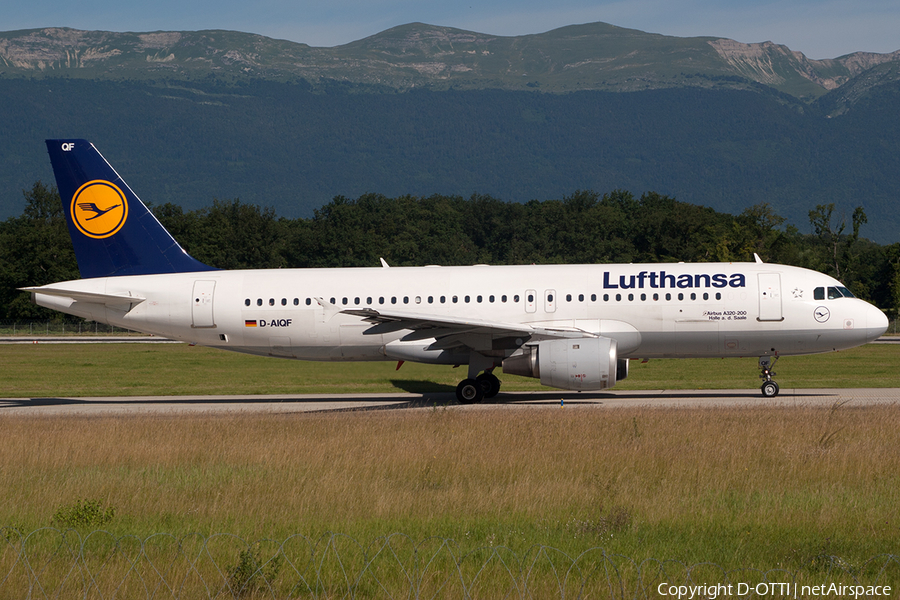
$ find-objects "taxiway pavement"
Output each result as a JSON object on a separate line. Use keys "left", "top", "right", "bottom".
{"left": 1, "top": 388, "right": 897, "bottom": 416}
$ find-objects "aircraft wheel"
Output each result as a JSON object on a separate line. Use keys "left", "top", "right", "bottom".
{"left": 760, "top": 381, "right": 780, "bottom": 398}
{"left": 476, "top": 373, "right": 501, "bottom": 398}
{"left": 456, "top": 379, "right": 484, "bottom": 404}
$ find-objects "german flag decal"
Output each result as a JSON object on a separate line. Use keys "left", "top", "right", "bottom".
{"left": 244, "top": 320, "right": 257, "bottom": 327}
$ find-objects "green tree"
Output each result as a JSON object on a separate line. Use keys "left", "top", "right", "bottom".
{"left": 0, "top": 183, "right": 79, "bottom": 319}
{"left": 175, "top": 199, "right": 288, "bottom": 269}
{"left": 808, "top": 203, "right": 870, "bottom": 294}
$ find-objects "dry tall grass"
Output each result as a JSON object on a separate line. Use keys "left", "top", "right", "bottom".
{"left": 2, "top": 404, "right": 898, "bottom": 570}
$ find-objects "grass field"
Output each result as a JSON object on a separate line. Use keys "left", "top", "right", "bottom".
{"left": 1, "top": 407, "right": 898, "bottom": 587}
{"left": 1, "top": 341, "right": 898, "bottom": 398}
{"left": 1, "top": 342, "right": 898, "bottom": 595}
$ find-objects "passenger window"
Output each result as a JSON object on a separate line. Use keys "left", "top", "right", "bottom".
{"left": 690, "top": 293, "right": 696, "bottom": 301}
{"left": 489, "top": 295, "right": 495, "bottom": 303}
{"left": 367, "top": 297, "right": 373, "bottom": 304}
{"left": 665, "top": 293, "right": 672, "bottom": 301}
{"left": 653, "top": 293, "right": 659, "bottom": 301}
{"left": 330, "top": 297, "right": 336, "bottom": 304}
{"left": 281, "top": 298, "right": 287, "bottom": 306}
{"left": 514, "top": 295, "right": 520, "bottom": 303}
{"left": 428, "top": 296, "right": 434, "bottom": 303}
{"left": 306, "top": 298, "right": 312, "bottom": 306}
{"left": 702, "top": 292, "right": 708, "bottom": 301}
{"left": 257, "top": 299, "right": 263, "bottom": 306}
{"left": 465, "top": 295, "right": 470, "bottom": 303}
{"left": 379, "top": 297, "right": 385, "bottom": 304}
{"left": 502, "top": 295, "right": 507, "bottom": 303}
{"left": 440, "top": 296, "right": 446, "bottom": 303}
{"left": 715, "top": 292, "right": 721, "bottom": 300}
{"left": 591, "top": 294, "right": 596, "bottom": 301}
{"left": 566, "top": 294, "right": 572, "bottom": 302}
{"left": 415, "top": 296, "right": 422, "bottom": 304}
{"left": 342, "top": 297, "right": 348, "bottom": 305}
{"left": 814, "top": 287, "right": 825, "bottom": 300}
{"left": 616, "top": 294, "right": 622, "bottom": 302}
{"left": 603, "top": 294, "right": 609, "bottom": 301}
{"left": 391, "top": 297, "right": 397, "bottom": 304}
{"left": 453, "top": 296, "right": 459, "bottom": 303}
{"left": 640, "top": 293, "right": 646, "bottom": 301}
{"left": 579, "top": 294, "right": 584, "bottom": 302}
{"left": 628, "top": 293, "right": 634, "bottom": 301}
{"left": 678, "top": 293, "right": 684, "bottom": 301}
{"left": 527, "top": 294, "right": 534, "bottom": 302}
{"left": 293, "top": 298, "right": 299, "bottom": 306}
{"left": 244, "top": 299, "right": 251, "bottom": 306}
{"left": 354, "top": 297, "right": 360, "bottom": 305}
{"left": 477, "top": 295, "right": 482, "bottom": 303}
{"left": 403, "top": 296, "right": 409, "bottom": 304}
{"left": 269, "top": 298, "right": 275, "bottom": 306}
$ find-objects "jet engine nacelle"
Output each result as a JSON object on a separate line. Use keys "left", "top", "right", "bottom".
{"left": 502, "top": 337, "right": 624, "bottom": 391}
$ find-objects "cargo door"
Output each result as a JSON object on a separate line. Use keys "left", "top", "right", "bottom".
{"left": 269, "top": 336, "right": 294, "bottom": 358}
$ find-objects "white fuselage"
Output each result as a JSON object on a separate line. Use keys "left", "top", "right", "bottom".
{"left": 33, "top": 262, "right": 887, "bottom": 363}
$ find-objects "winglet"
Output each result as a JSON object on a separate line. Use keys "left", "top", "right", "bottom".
{"left": 380, "top": 258, "right": 390, "bottom": 268}
{"left": 45, "top": 139, "right": 216, "bottom": 278}
{"left": 754, "top": 253, "right": 764, "bottom": 264}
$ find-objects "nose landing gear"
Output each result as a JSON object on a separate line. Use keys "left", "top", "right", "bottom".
{"left": 759, "top": 356, "right": 780, "bottom": 397}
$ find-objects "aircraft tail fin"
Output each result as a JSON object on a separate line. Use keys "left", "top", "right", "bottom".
{"left": 45, "top": 139, "right": 215, "bottom": 278}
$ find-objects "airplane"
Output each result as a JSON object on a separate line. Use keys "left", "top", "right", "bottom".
{"left": 22, "top": 139, "right": 889, "bottom": 403}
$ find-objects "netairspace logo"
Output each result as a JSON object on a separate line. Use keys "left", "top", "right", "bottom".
{"left": 656, "top": 582, "right": 892, "bottom": 598}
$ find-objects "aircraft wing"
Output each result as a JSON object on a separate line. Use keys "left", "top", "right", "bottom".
{"left": 20, "top": 286, "right": 146, "bottom": 310}
{"left": 340, "top": 306, "right": 591, "bottom": 352}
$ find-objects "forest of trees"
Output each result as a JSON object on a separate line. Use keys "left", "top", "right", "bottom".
{"left": 3, "top": 78, "right": 900, "bottom": 243}
{"left": 1, "top": 182, "right": 898, "bottom": 321}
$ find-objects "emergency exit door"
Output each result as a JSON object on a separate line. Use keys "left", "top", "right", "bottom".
{"left": 191, "top": 280, "right": 216, "bottom": 328}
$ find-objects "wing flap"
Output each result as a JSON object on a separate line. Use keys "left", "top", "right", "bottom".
{"left": 339, "top": 307, "right": 596, "bottom": 356}
{"left": 341, "top": 307, "right": 535, "bottom": 337}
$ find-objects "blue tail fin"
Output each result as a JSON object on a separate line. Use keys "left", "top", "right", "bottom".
{"left": 45, "top": 139, "right": 216, "bottom": 278}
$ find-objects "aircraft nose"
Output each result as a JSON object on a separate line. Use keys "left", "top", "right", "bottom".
{"left": 865, "top": 303, "right": 889, "bottom": 342}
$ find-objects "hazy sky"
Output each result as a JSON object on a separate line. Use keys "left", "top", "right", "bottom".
{"left": 7, "top": 0, "right": 899, "bottom": 59}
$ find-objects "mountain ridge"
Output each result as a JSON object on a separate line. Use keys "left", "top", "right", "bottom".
{"left": 1, "top": 23, "right": 899, "bottom": 243}
{"left": 2, "top": 23, "right": 898, "bottom": 100}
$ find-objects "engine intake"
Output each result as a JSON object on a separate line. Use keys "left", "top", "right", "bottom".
{"left": 502, "top": 337, "right": 623, "bottom": 391}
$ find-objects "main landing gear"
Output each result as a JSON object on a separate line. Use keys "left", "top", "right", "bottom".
{"left": 759, "top": 356, "right": 780, "bottom": 397}
{"left": 456, "top": 370, "right": 501, "bottom": 404}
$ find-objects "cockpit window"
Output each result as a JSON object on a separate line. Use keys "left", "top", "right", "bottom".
{"left": 816, "top": 286, "right": 855, "bottom": 300}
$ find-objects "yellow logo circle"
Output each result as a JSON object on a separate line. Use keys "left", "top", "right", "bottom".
{"left": 71, "top": 180, "right": 129, "bottom": 239}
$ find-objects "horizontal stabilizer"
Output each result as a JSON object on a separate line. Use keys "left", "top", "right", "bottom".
{"left": 20, "top": 286, "right": 146, "bottom": 309}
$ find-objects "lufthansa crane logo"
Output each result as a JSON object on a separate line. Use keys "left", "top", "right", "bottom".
{"left": 71, "top": 180, "right": 128, "bottom": 239}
